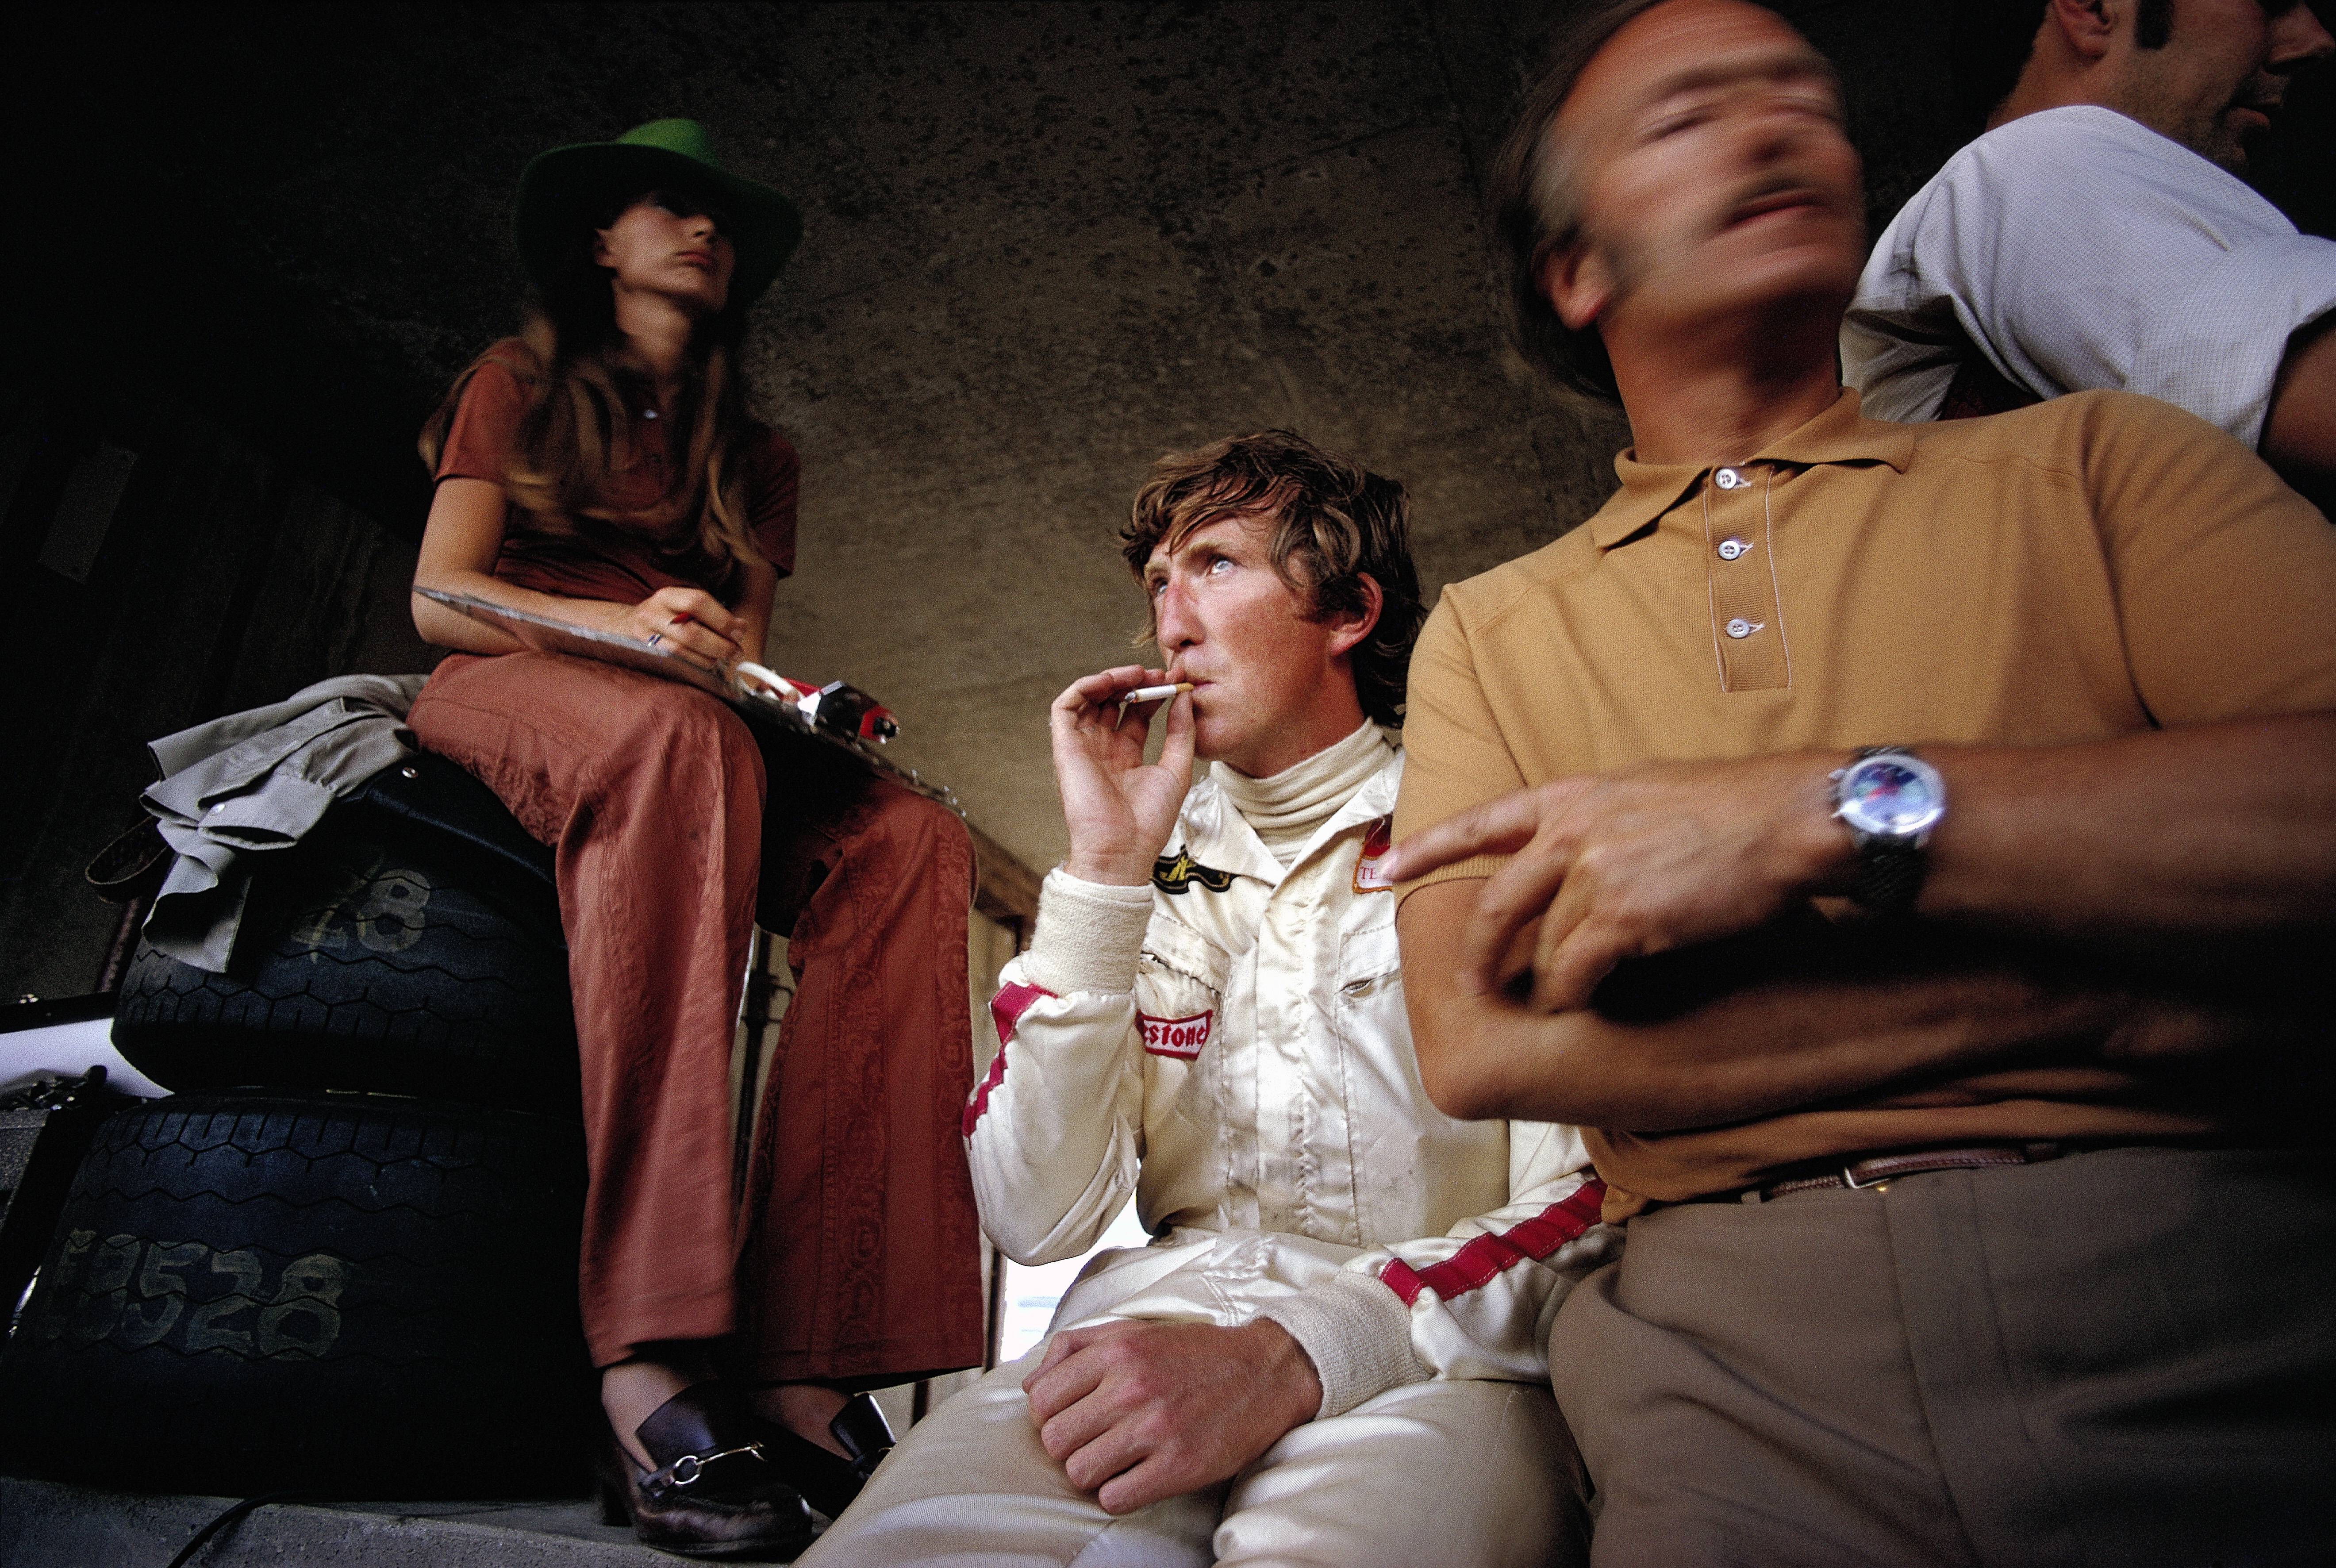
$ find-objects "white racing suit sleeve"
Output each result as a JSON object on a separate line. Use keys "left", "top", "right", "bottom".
{"left": 963, "top": 869, "right": 1156, "bottom": 1266}
{"left": 1257, "top": 1124, "right": 1618, "bottom": 1418}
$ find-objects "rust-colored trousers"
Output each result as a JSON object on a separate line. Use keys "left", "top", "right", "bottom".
{"left": 410, "top": 651, "right": 984, "bottom": 1384}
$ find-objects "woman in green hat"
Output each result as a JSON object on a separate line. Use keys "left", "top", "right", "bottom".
{"left": 408, "top": 121, "right": 983, "bottom": 1558}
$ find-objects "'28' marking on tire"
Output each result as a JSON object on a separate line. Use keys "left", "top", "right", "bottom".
{"left": 289, "top": 856, "right": 433, "bottom": 958}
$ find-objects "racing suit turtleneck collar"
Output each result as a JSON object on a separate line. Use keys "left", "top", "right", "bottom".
{"left": 1210, "top": 720, "right": 1394, "bottom": 868}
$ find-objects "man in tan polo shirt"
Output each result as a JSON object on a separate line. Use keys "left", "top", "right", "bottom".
{"left": 1383, "top": 1, "right": 2336, "bottom": 1563}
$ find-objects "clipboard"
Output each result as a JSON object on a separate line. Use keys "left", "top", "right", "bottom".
{"left": 415, "top": 588, "right": 957, "bottom": 809}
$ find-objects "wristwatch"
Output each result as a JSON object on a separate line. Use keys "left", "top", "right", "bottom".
{"left": 1830, "top": 748, "right": 1947, "bottom": 915}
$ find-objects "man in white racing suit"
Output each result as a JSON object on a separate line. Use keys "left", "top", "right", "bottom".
{"left": 801, "top": 431, "right": 1614, "bottom": 1567}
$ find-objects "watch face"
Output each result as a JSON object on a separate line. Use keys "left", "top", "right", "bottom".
{"left": 1838, "top": 755, "right": 1946, "bottom": 838}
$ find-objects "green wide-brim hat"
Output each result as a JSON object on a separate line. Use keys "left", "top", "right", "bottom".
{"left": 515, "top": 118, "right": 803, "bottom": 307}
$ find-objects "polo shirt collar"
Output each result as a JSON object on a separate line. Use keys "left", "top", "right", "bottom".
{"left": 1587, "top": 387, "right": 1920, "bottom": 550}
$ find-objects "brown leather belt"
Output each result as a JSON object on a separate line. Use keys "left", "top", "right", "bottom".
{"left": 1698, "top": 1141, "right": 2070, "bottom": 1205}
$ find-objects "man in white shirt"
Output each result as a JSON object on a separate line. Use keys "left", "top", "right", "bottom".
{"left": 1842, "top": 0, "right": 2336, "bottom": 507}
{"left": 799, "top": 432, "right": 1611, "bottom": 1567}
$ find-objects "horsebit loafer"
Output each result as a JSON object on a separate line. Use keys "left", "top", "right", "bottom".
{"left": 597, "top": 1382, "right": 815, "bottom": 1560}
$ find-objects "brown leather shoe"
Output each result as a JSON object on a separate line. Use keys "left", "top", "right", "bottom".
{"left": 751, "top": 1391, "right": 898, "bottom": 1520}
{"left": 595, "top": 1383, "right": 815, "bottom": 1560}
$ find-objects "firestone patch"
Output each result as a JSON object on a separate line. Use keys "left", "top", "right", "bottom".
{"left": 1138, "top": 1010, "right": 1213, "bottom": 1058}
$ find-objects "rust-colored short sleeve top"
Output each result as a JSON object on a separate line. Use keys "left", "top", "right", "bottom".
{"left": 434, "top": 343, "right": 798, "bottom": 606}
{"left": 1395, "top": 388, "right": 2336, "bottom": 1214}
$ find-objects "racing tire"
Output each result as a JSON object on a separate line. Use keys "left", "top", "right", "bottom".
{"left": 0, "top": 1091, "right": 593, "bottom": 1498}
{"left": 111, "top": 777, "right": 579, "bottom": 1115}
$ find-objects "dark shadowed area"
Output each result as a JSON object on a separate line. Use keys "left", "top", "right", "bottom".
{"left": 4, "top": 0, "right": 2329, "bottom": 1001}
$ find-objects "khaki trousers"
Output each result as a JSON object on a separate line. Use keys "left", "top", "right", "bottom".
{"left": 1551, "top": 1145, "right": 2336, "bottom": 1568}
{"left": 800, "top": 1344, "right": 1589, "bottom": 1568}
{"left": 409, "top": 651, "right": 984, "bottom": 1382}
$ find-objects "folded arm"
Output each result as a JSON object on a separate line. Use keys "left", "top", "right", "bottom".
{"left": 2264, "top": 312, "right": 2336, "bottom": 511}
{"left": 1391, "top": 716, "right": 2336, "bottom": 1124}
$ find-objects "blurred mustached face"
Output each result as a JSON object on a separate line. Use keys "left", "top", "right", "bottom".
{"left": 1541, "top": 0, "right": 1866, "bottom": 354}
{"left": 1142, "top": 512, "right": 1367, "bottom": 777}
{"left": 593, "top": 190, "right": 736, "bottom": 315}
{"left": 2117, "top": 0, "right": 2335, "bottom": 173}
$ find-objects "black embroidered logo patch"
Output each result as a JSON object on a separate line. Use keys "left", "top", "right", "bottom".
{"left": 1152, "top": 849, "right": 1235, "bottom": 895}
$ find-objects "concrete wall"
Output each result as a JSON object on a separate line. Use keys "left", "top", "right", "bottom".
{"left": 6, "top": 1, "right": 2331, "bottom": 994}
{"left": 0, "top": 382, "right": 437, "bottom": 1002}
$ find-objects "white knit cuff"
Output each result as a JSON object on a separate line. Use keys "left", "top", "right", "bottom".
{"left": 1255, "top": 1272, "right": 1431, "bottom": 1420}
{"left": 1022, "top": 869, "right": 1156, "bottom": 995}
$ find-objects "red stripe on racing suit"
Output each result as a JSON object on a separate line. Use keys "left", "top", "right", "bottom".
{"left": 964, "top": 981, "right": 1054, "bottom": 1136}
{"left": 1380, "top": 1179, "right": 1608, "bottom": 1307}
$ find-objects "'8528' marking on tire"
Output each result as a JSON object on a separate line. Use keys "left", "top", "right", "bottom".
{"left": 32, "top": 1230, "right": 353, "bottom": 1358}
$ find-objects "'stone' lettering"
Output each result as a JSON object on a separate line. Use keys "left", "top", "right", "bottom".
{"left": 1137, "top": 1010, "right": 1212, "bottom": 1059}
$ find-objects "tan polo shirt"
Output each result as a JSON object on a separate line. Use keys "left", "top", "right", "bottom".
{"left": 1397, "top": 388, "right": 2336, "bottom": 1215}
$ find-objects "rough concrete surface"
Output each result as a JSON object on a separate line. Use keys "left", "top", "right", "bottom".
{"left": 0, "top": 3, "right": 1803, "bottom": 884}
{"left": 8, "top": 0, "right": 2332, "bottom": 923}
{"left": 0, "top": 1476, "right": 703, "bottom": 1566}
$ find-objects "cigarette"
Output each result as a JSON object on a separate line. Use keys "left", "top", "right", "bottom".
{"left": 1111, "top": 681, "right": 1193, "bottom": 730}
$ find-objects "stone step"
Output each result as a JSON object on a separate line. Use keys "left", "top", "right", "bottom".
{"left": 0, "top": 1476, "right": 819, "bottom": 1565}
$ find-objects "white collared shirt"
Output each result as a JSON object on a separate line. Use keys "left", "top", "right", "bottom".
{"left": 1843, "top": 105, "right": 2336, "bottom": 447}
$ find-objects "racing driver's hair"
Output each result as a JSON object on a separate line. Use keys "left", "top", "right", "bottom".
{"left": 1121, "top": 429, "right": 1424, "bottom": 728}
